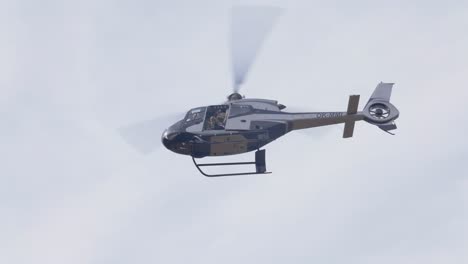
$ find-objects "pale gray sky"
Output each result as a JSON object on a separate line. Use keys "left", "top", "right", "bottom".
{"left": 1, "top": 0, "right": 467, "bottom": 263}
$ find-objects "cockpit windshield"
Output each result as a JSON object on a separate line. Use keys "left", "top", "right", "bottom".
{"left": 203, "top": 105, "right": 229, "bottom": 130}
{"left": 184, "top": 107, "right": 206, "bottom": 125}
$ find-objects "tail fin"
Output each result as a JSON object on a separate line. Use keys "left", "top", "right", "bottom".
{"left": 368, "top": 82, "right": 393, "bottom": 102}
{"left": 363, "top": 82, "right": 400, "bottom": 134}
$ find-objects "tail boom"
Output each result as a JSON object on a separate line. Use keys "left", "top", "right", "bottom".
{"left": 288, "top": 111, "right": 364, "bottom": 131}
{"left": 286, "top": 82, "right": 399, "bottom": 136}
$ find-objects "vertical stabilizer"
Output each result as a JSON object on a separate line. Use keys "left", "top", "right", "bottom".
{"left": 368, "top": 82, "right": 393, "bottom": 103}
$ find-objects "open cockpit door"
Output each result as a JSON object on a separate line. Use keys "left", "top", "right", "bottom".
{"left": 203, "top": 105, "right": 230, "bottom": 131}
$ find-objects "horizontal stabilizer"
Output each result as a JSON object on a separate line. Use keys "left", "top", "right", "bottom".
{"left": 343, "top": 121, "right": 355, "bottom": 138}
{"left": 343, "top": 95, "right": 360, "bottom": 138}
{"left": 347, "top": 95, "right": 360, "bottom": 114}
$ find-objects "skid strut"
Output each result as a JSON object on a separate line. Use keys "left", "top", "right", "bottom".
{"left": 192, "top": 150, "right": 271, "bottom": 177}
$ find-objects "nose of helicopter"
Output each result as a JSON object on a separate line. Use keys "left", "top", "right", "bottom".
{"left": 161, "top": 129, "right": 178, "bottom": 150}
{"left": 161, "top": 121, "right": 197, "bottom": 156}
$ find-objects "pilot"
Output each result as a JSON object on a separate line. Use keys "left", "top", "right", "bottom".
{"left": 207, "top": 112, "right": 218, "bottom": 130}
{"left": 215, "top": 110, "right": 226, "bottom": 129}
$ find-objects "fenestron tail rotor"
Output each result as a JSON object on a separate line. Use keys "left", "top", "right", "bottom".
{"left": 230, "top": 5, "right": 283, "bottom": 94}
{"left": 363, "top": 82, "right": 400, "bottom": 134}
{"left": 369, "top": 103, "right": 391, "bottom": 120}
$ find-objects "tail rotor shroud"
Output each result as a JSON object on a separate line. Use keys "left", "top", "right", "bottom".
{"left": 368, "top": 103, "right": 391, "bottom": 121}
{"left": 362, "top": 82, "right": 400, "bottom": 134}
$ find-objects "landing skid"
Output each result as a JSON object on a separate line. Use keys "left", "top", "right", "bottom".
{"left": 192, "top": 150, "right": 271, "bottom": 177}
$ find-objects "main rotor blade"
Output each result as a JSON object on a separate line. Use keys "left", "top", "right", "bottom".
{"left": 231, "top": 5, "right": 283, "bottom": 92}
{"left": 118, "top": 113, "right": 183, "bottom": 154}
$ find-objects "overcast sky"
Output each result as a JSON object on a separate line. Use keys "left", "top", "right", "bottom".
{"left": 1, "top": 0, "right": 467, "bottom": 263}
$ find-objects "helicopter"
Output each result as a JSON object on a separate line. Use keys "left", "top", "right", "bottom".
{"left": 120, "top": 6, "right": 400, "bottom": 177}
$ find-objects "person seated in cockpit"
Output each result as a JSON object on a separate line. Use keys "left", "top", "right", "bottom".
{"left": 207, "top": 113, "right": 217, "bottom": 130}
{"left": 215, "top": 110, "right": 226, "bottom": 129}
{"left": 206, "top": 110, "right": 225, "bottom": 130}
{"left": 205, "top": 109, "right": 227, "bottom": 130}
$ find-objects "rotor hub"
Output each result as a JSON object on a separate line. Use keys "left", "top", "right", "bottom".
{"left": 227, "top": 93, "right": 243, "bottom": 101}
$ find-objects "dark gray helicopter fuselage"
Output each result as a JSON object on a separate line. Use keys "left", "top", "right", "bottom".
{"left": 161, "top": 94, "right": 378, "bottom": 158}
{"left": 162, "top": 97, "right": 291, "bottom": 158}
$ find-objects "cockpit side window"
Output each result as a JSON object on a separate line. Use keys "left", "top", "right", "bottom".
{"left": 184, "top": 107, "right": 206, "bottom": 125}
{"left": 203, "top": 105, "right": 229, "bottom": 130}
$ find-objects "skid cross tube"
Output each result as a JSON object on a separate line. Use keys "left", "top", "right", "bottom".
{"left": 196, "top": 161, "right": 256, "bottom": 167}
{"left": 192, "top": 150, "right": 271, "bottom": 177}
